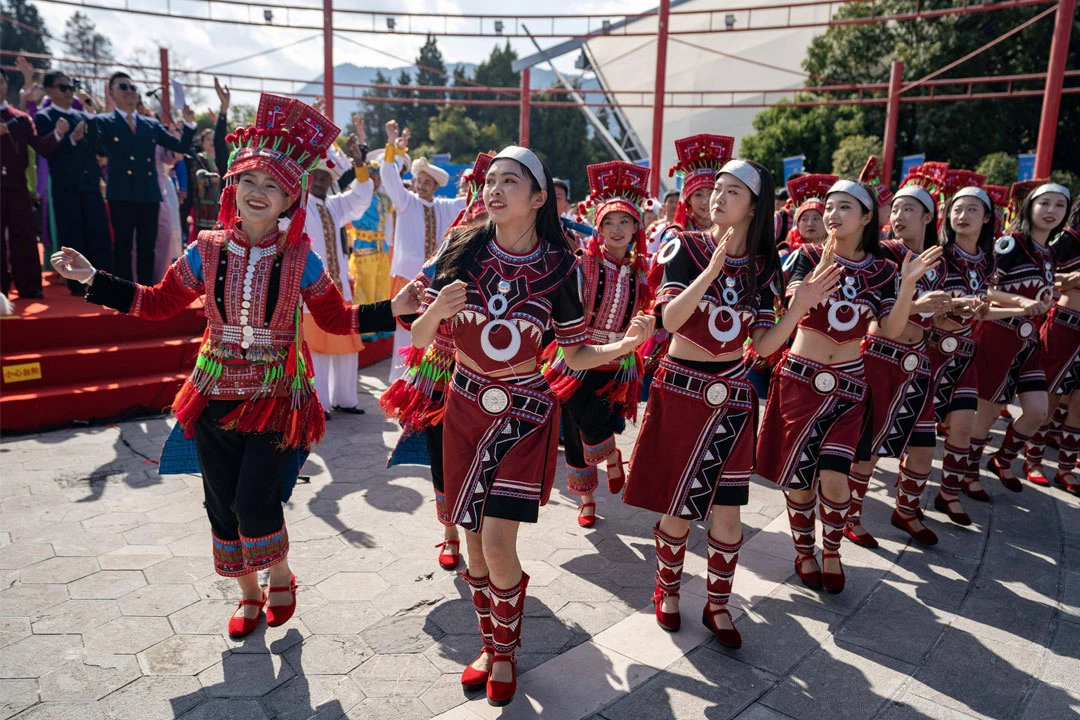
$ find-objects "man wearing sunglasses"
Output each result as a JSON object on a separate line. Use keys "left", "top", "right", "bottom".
{"left": 90, "top": 71, "right": 195, "bottom": 284}
{"left": 34, "top": 71, "right": 113, "bottom": 295}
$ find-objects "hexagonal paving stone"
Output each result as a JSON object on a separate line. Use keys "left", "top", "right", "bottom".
{"left": 282, "top": 634, "right": 374, "bottom": 675}
{"left": 300, "top": 602, "right": 383, "bottom": 635}
{"left": 118, "top": 583, "right": 199, "bottom": 617}
{"left": 81, "top": 512, "right": 147, "bottom": 533}
{"left": 193, "top": 574, "right": 241, "bottom": 601}
{"left": 315, "top": 572, "right": 389, "bottom": 603}
{"left": 122, "top": 522, "right": 197, "bottom": 547}
{"left": 168, "top": 600, "right": 236, "bottom": 635}
{"left": 38, "top": 654, "right": 141, "bottom": 702}
{"left": 0, "top": 542, "right": 54, "bottom": 569}
{"left": 370, "top": 584, "right": 445, "bottom": 617}
{"left": 549, "top": 547, "right": 612, "bottom": 574}
{"left": 262, "top": 674, "right": 365, "bottom": 720}
{"left": 68, "top": 570, "right": 147, "bottom": 599}
{"left": 9, "top": 700, "right": 106, "bottom": 719}
{"left": 341, "top": 697, "right": 433, "bottom": 720}
{"left": 50, "top": 530, "right": 126, "bottom": 558}
{"left": 98, "top": 545, "right": 173, "bottom": 570}
{"left": 31, "top": 599, "right": 121, "bottom": 634}
{"left": 224, "top": 619, "right": 309, "bottom": 655}
{"left": 143, "top": 556, "right": 213, "bottom": 585}
{"left": 196, "top": 651, "right": 295, "bottom": 698}
{"left": 138, "top": 634, "right": 227, "bottom": 676}
{"left": 175, "top": 698, "right": 270, "bottom": 720}
{"left": 360, "top": 614, "right": 442, "bottom": 655}
{"left": 168, "top": 533, "right": 213, "bottom": 558}
{"left": 98, "top": 675, "right": 205, "bottom": 719}
{"left": 0, "top": 616, "right": 32, "bottom": 648}
{"left": 0, "top": 678, "right": 38, "bottom": 718}
{"left": 426, "top": 598, "right": 479, "bottom": 636}
{"left": 0, "top": 634, "right": 82, "bottom": 679}
{"left": 19, "top": 556, "right": 99, "bottom": 584}
{"left": 348, "top": 653, "right": 441, "bottom": 698}
{"left": 0, "top": 583, "right": 68, "bottom": 616}
{"left": 84, "top": 615, "right": 175, "bottom": 655}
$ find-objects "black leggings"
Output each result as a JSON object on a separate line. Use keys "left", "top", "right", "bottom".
{"left": 562, "top": 370, "right": 620, "bottom": 470}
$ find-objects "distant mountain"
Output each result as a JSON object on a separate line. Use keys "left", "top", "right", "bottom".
{"left": 298, "top": 63, "right": 595, "bottom": 128}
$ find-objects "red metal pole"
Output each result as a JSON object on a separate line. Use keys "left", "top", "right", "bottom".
{"left": 881, "top": 60, "right": 903, "bottom": 185}
{"left": 323, "top": 0, "right": 334, "bottom": 121}
{"left": 159, "top": 47, "right": 171, "bottom": 119}
{"left": 1034, "top": 0, "right": 1075, "bottom": 177}
{"left": 519, "top": 68, "right": 531, "bottom": 146}
{"left": 649, "top": 0, "right": 671, "bottom": 197}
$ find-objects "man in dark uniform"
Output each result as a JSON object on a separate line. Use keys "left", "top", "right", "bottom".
{"left": 0, "top": 71, "right": 65, "bottom": 299}
{"left": 34, "top": 71, "right": 113, "bottom": 295}
{"left": 91, "top": 71, "right": 195, "bottom": 284}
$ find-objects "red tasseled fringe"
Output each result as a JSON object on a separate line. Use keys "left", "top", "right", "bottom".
{"left": 217, "top": 184, "right": 237, "bottom": 229}
{"left": 544, "top": 370, "right": 582, "bottom": 403}
{"left": 379, "top": 379, "right": 442, "bottom": 433}
{"left": 398, "top": 344, "right": 426, "bottom": 369}
{"left": 284, "top": 207, "right": 306, "bottom": 246}
{"left": 171, "top": 381, "right": 210, "bottom": 439}
{"left": 219, "top": 395, "right": 326, "bottom": 450}
{"left": 539, "top": 340, "right": 559, "bottom": 366}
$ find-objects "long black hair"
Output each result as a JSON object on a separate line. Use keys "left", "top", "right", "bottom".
{"left": 942, "top": 193, "right": 996, "bottom": 257}
{"left": 1007, "top": 187, "right": 1072, "bottom": 241}
{"left": 436, "top": 153, "right": 568, "bottom": 282}
{"left": 888, "top": 195, "right": 938, "bottom": 250}
{"left": 726, "top": 160, "right": 784, "bottom": 299}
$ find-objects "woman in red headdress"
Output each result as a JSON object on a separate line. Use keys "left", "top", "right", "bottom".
{"left": 50, "top": 93, "right": 423, "bottom": 639}
{"left": 543, "top": 161, "right": 655, "bottom": 528}
{"left": 779, "top": 174, "right": 836, "bottom": 257}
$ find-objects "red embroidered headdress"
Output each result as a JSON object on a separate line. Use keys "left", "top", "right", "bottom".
{"left": 858, "top": 156, "right": 894, "bottom": 207}
{"left": 668, "top": 134, "right": 734, "bottom": 230}
{"left": 1007, "top": 179, "right": 1049, "bottom": 224}
{"left": 578, "top": 160, "right": 652, "bottom": 267}
{"left": 455, "top": 152, "right": 494, "bottom": 227}
{"left": 787, "top": 173, "right": 837, "bottom": 221}
{"left": 221, "top": 93, "right": 341, "bottom": 244}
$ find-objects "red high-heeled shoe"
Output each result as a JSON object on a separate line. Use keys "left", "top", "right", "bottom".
{"left": 988, "top": 455, "right": 1023, "bottom": 493}
{"left": 652, "top": 585, "right": 681, "bottom": 632}
{"left": 577, "top": 502, "right": 597, "bottom": 528}
{"left": 227, "top": 591, "right": 266, "bottom": 638}
{"left": 821, "top": 550, "right": 845, "bottom": 594}
{"left": 265, "top": 574, "right": 297, "bottom": 627}
{"left": 933, "top": 492, "right": 972, "bottom": 526}
{"left": 890, "top": 509, "right": 938, "bottom": 545}
{"left": 702, "top": 605, "right": 742, "bottom": 649}
{"left": 460, "top": 648, "right": 493, "bottom": 691}
{"left": 794, "top": 553, "right": 822, "bottom": 590}
{"left": 1023, "top": 461, "right": 1051, "bottom": 487}
{"left": 486, "top": 655, "right": 518, "bottom": 707}
{"left": 436, "top": 540, "right": 460, "bottom": 570}
{"left": 1055, "top": 471, "right": 1080, "bottom": 495}
{"left": 606, "top": 449, "right": 625, "bottom": 494}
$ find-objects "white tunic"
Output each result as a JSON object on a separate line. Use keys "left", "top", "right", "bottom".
{"left": 303, "top": 179, "right": 375, "bottom": 302}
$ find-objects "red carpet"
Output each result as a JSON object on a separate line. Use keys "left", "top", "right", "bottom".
{"left": 1, "top": 272, "right": 393, "bottom": 434}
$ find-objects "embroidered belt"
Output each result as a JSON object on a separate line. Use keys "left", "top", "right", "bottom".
{"left": 780, "top": 354, "right": 866, "bottom": 401}
{"left": 1050, "top": 304, "right": 1080, "bottom": 330}
{"left": 451, "top": 365, "right": 553, "bottom": 425}
{"left": 352, "top": 239, "right": 385, "bottom": 256}
{"left": 862, "top": 334, "right": 929, "bottom": 375}
{"left": 928, "top": 327, "right": 976, "bottom": 358}
{"left": 208, "top": 324, "right": 295, "bottom": 348}
{"left": 993, "top": 314, "right": 1038, "bottom": 342}
{"left": 658, "top": 358, "right": 754, "bottom": 410}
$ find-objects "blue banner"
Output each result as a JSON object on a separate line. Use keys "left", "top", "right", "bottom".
{"left": 782, "top": 155, "right": 805, "bottom": 182}
{"left": 1017, "top": 154, "right": 1036, "bottom": 181}
{"left": 900, "top": 154, "right": 925, "bottom": 180}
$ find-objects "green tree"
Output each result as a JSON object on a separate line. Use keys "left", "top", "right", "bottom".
{"left": 976, "top": 152, "right": 1019, "bottom": 186}
{"left": 359, "top": 70, "right": 395, "bottom": 147}
{"left": 62, "top": 11, "right": 114, "bottom": 95}
{"left": 449, "top": 64, "right": 470, "bottom": 102}
{"left": 411, "top": 35, "right": 448, "bottom": 141}
{"left": 740, "top": 100, "right": 870, "bottom": 181}
{"left": 531, "top": 84, "right": 605, "bottom": 204}
{"left": 472, "top": 42, "right": 520, "bottom": 147}
{"left": 428, "top": 104, "right": 480, "bottom": 161}
{"left": 0, "top": 0, "right": 50, "bottom": 103}
{"left": 832, "top": 135, "right": 881, "bottom": 177}
{"left": 392, "top": 69, "right": 416, "bottom": 139}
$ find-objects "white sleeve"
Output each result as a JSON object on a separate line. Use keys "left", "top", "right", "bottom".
{"left": 327, "top": 178, "right": 374, "bottom": 229}
{"left": 378, "top": 152, "right": 415, "bottom": 214}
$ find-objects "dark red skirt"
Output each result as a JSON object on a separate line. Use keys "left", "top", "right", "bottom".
{"left": 975, "top": 316, "right": 1046, "bottom": 404}
{"left": 859, "top": 335, "right": 933, "bottom": 459}
{"left": 441, "top": 366, "right": 559, "bottom": 533}
{"left": 756, "top": 353, "right": 867, "bottom": 491}
{"left": 927, "top": 326, "right": 979, "bottom": 421}
{"left": 623, "top": 357, "right": 757, "bottom": 519}
{"left": 1042, "top": 304, "right": 1080, "bottom": 395}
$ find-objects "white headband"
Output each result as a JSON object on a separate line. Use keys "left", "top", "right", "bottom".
{"left": 953, "top": 186, "right": 992, "bottom": 210}
{"left": 827, "top": 180, "right": 875, "bottom": 211}
{"left": 492, "top": 146, "right": 548, "bottom": 188}
{"left": 718, "top": 160, "right": 762, "bottom": 196}
{"left": 893, "top": 186, "right": 936, "bottom": 214}
{"left": 1029, "top": 182, "right": 1071, "bottom": 203}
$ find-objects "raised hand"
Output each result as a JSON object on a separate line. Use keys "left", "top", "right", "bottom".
{"left": 705, "top": 227, "right": 733, "bottom": 280}
{"left": 313, "top": 95, "right": 325, "bottom": 114}
{"left": 15, "top": 55, "right": 36, "bottom": 86}
{"left": 429, "top": 279, "right": 467, "bottom": 321}
{"left": 352, "top": 113, "right": 366, "bottom": 145}
{"left": 397, "top": 127, "right": 411, "bottom": 151}
{"left": 900, "top": 245, "right": 943, "bottom": 285}
{"left": 385, "top": 119, "right": 400, "bottom": 144}
{"left": 182, "top": 105, "right": 196, "bottom": 125}
{"left": 791, "top": 263, "right": 843, "bottom": 314}
{"left": 50, "top": 246, "right": 96, "bottom": 284}
{"left": 391, "top": 279, "right": 426, "bottom": 316}
{"left": 344, "top": 133, "right": 364, "bottom": 164}
{"left": 214, "top": 77, "right": 230, "bottom": 114}
{"left": 816, "top": 232, "right": 837, "bottom": 273}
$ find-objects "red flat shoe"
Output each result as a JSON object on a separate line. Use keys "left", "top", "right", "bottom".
{"left": 988, "top": 455, "right": 1023, "bottom": 493}
{"left": 890, "top": 509, "right": 938, "bottom": 545}
{"left": 652, "top": 586, "right": 681, "bottom": 632}
{"left": 702, "top": 606, "right": 742, "bottom": 649}
{"left": 577, "top": 502, "right": 597, "bottom": 528}
{"left": 794, "top": 553, "right": 822, "bottom": 590}
{"left": 606, "top": 449, "right": 625, "bottom": 494}
{"left": 821, "top": 550, "right": 845, "bottom": 594}
{"left": 843, "top": 524, "right": 879, "bottom": 549}
{"left": 933, "top": 493, "right": 972, "bottom": 526}
{"left": 1055, "top": 471, "right": 1080, "bottom": 496}
{"left": 1023, "top": 461, "right": 1051, "bottom": 487}
{"left": 265, "top": 574, "right": 297, "bottom": 628}
{"left": 961, "top": 477, "right": 991, "bottom": 502}
{"left": 460, "top": 648, "right": 493, "bottom": 690}
{"left": 1000, "top": 407, "right": 1013, "bottom": 419}
{"left": 227, "top": 591, "right": 266, "bottom": 638}
{"left": 436, "top": 540, "right": 461, "bottom": 570}
{"left": 486, "top": 655, "right": 518, "bottom": 707}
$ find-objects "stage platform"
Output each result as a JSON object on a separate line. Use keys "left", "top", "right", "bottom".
{"left": 0, "top": 272, "right": 393, "bottom": 434}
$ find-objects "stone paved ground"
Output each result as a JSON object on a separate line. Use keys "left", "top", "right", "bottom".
{"left": 1, "top": 358, "right": 1078, "bottom": 719}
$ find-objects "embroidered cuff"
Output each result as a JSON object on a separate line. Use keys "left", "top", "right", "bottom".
{"left": 85, "top": 271, "right": 137, "bottom": 314}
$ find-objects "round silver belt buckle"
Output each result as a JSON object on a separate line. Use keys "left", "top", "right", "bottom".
{"left": 1018, "top": 321, "right": 1034, "bottom": 339}
{"left": 479, "top": 386, "right": 511, "bottom": 416}
{"left": 704, "top": 380, "right": 729, "bottom": 407}
{"left": 940, "top": 336, "right": 959, "bottom": 354}
{"left": 901, "top": 351, "right": 921, "bottom": 373}
{"left": 812, "top": 370, "right": 838, "bottom": 395}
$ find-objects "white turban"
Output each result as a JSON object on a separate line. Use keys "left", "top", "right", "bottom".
{"left": 411, "top": 157, "right": 450, "bottom": 188}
